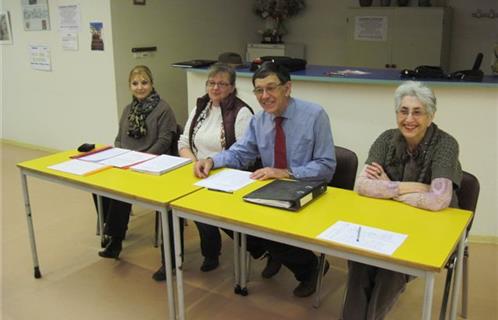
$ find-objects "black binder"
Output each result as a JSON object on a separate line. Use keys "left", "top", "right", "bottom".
{"left": 243, "top": 179, "right": 327, "bottom": 211}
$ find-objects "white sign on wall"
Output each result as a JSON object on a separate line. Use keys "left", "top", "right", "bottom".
{"left": 29, "top": 44, "right": 52, "bottom": 71}
{"left": 354, "top": 16, "right": 387, "bottom": 41}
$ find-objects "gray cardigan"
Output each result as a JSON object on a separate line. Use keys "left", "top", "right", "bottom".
{"left": 114, "top": 99, "right": 177, "bottom": 155}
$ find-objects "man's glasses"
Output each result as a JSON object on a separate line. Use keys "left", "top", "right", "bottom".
{"left": 252, "top": 83, "right": 283, "bottom": 96}
{"left": 397, "top": 108, "right": 427, "bottom": 119}
{"left": 206, "top": 80, "right": 231, "bottom": 88}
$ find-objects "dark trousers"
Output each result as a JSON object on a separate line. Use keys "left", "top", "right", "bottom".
{"left": 92, "top": 194, "right": 112, "bottom": 224}
{"left": 195, "top": 222, "right": 221, "bottom": 259}
{"left": 225, "top": 231, "right": 317, "bottom": 282}
{"left": 343, "top": 262, "right": 408, "bottom": 320}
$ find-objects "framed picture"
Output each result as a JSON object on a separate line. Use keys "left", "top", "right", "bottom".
{"left": 0, "top": 11, "right": 13, "bottom": 44}
{"left": 133, "top": 0, "right": 146, "bottom": 5}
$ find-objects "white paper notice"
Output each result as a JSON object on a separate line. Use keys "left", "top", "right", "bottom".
{"left": 354, "top": 16, "right": 387, "bottom": 41}
{"left": 58, "top": 4, "right": 80, "bottom": 32}
{"left": 195, "top": 169, "right": 255, "bottom": 193}
{"left": 29, "top": 44, "right": 51, "bottom": 71}
{"left": 61, "top": 32, "right": 78, "bottom": 50}
{"left": 317, "top": 221, "right": 407, "bottom": 256}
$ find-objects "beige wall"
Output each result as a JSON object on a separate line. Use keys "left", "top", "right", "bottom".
{"left": 2, "top": 0, "right": 118, "bottom": 150}
{"left": 283, "top": 0, "right": 498, "bottom": 72}
{"left": 110, "top": 0, "right": 260, "bottom": 125}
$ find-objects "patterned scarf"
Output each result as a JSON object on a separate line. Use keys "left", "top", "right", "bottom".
{"left": 127, "top": 89, "right": 160, "bottom": 139}
{"left": 384, "top": 123, "right": 439, "bottom": 183}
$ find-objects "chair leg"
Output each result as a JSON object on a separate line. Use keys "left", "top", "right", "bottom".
{"left": 313, "top": 254, "right": 327, "bottom": 308}
{"left": 154, "top": 211, "right": 161, "bottom": 248}
{"left": 439, "top": 258, "right": 455, "bottom": 320}
{"left": 461, "top": 247, "right": 469, "bottom": 318}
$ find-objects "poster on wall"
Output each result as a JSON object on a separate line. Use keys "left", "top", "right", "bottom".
{"left": 58, "top": 4, "right": 80, "bottom": 32}
{"left": 61, "top": 32, "right": 78, "bottom": 51}
{"left": 0, "top": 11, "right": 13, "bottom": 44}
{"left": 354, "top": 16, "right": 387, "bottom": 42}
{"left": 90, "top": 22, "right": 104, "bottom": 51}
{"left": 29, "top": 44, "right": 52, "bottom": 71}
{"left": 22, "top": 0, "right": 51, "bottom": 31}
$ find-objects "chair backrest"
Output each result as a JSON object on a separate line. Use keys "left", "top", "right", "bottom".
{"left": 456, "top": 171, "right": 480, "bottom": 234}
{"left": 329, "top": 146, "right": 359, "bottom": 191}
{"left": 169, "top": 124, "right": 184, "bottom": 157}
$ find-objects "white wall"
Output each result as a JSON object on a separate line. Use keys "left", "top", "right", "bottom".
{"left": 2, "top": 0, "right": 118, "bottom": 150}
{"left": 110, "top": 0, "right": 260, "bottom": 125}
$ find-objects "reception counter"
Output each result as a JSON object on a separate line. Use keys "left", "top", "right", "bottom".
{"left": 185, "top": 65, "right": 498, "bottom": 240}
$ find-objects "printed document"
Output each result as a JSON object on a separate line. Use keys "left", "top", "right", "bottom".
{"left": 195, "top": 169, "right": 255, "bottom": 193}
{"left": 130, "top": 155, "right": 191, "bottom": 175}
{"left": 48, "top": 159, "right": 110, "bottom": 176}
{"left": 99, "top": 151, "right": 156, "bottom": 168}
{"left": 317, "top": 220, "right": 407, "bottom": 255}
{"left": 78, "top": 147, "right": 130, "bottom": 162}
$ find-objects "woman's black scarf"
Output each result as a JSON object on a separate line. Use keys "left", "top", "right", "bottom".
{"left": 127, "top": 89, "right": 160, "bottom": 139}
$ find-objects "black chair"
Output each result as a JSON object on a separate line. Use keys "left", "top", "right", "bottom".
{"left": 314, "top": 146, "right": 359, "bottom": 308}
{"left": 439, "top": 171, "right": 480, "bottom": 320}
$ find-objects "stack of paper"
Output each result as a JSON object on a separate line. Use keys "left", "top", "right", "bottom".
{"left": 130, "top": 155, "right": 192, "bottom": 175}
{"left": 48, "top": 159, "right": 110, "bottom": 176}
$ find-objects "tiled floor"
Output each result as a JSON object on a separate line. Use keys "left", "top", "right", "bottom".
{"left": 2, "top": 142, "right": 497, "bottom": 319}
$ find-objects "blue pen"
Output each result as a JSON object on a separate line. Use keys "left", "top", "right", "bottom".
{"left": 356, "top": 226, "right": 362, "bottom": 242}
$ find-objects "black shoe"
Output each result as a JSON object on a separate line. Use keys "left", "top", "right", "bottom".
{"left": 152, "top": 264, "right": 166, "bottom": 282}
{"left": 293, "top": 260, "right": 330, "bottom": 298}
{"left": 98, "top": 238, "right": 122, "bottom": 259}
{"left": 200, "top": 257, "right": 219, "bottom": 272}
{"left": 261, "top": 253, "right": 282, "bottom": 279}
{"left": 100, "top": 235, "right": 110, "bottom": 248}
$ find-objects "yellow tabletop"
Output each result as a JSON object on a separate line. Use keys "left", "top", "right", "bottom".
{"left": 171, "top": 180, "right": 472, "bottom": 272}
{"left": 17, "top": 149, "right": 203, "bottom": 206}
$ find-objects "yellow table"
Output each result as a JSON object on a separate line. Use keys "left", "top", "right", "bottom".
{"left": 17, "top": 149, "right": 202, "bottom": 320}
{"left": 170, "top": 181, "right": 472, "bottom": 320}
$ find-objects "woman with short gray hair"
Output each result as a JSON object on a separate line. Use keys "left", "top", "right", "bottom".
{"left": 343, "top": 81, "right": 462, "bottom": 320}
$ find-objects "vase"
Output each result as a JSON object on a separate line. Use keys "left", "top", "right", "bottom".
{"left": 359, "top": 0, "right": 373, "bottom": 7}
{"left": 397, "top": 0, "right": 409, "bottom": 6}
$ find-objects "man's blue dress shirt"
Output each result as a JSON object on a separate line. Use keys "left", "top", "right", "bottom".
{"left": 212, "top": 97, "right": 336, "bottom": 182}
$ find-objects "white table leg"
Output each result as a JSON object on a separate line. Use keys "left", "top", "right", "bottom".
{"left": 422, "top": 272, "right": 435, "bottom": 320}
{"left": 240, "top": 233, "right": 248, "bottom": 296}
{"left": 449, "top": 233, "right": 466, "bottom": 320}
{"left": 160, "top": 208, "right": 176, "bottom": 320}
{"left": 20, "top": 172, "right": 41, "bottom": 278}
{"left": 233, "top": 231, "right": 241, "bottom": 293}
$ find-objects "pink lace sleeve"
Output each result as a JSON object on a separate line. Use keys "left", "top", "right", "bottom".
{"left": 395, "top": 178, "right": 453, "bottom": 211}
{"left": 356, "top": 165, "right": 400, "bottom": 199}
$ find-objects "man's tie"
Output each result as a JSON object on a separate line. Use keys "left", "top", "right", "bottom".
{"left": 274, "top": 116, "right": 287, "bottom": 169}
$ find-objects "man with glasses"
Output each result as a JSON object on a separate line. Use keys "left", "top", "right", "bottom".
{"left": 195, "top": 61, "right": 336, "bottom": 297}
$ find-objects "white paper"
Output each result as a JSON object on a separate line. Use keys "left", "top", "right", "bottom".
{"left": 61, "top": 32, "right": 78, "bottom": 50}
{"left": 29, "top": 44, "right": 51, "bottom": 71}
{"left": 130, "top": 155, "right": 191, "bottom": 175}
{"left": 354, "top": 16, "right": 387, "bottom": 41}
{"left": 48, "top": 159, "right": 108, "bottom": 176}
{"left": 195, "top": 169, "right": 255, "bottom": 193}
{"left": 99, "top": 151, "right": 156, "bottom": 168}
{"left": 22, "top": 0, "right": 50, "bottom": 31}
{"left": 78, "top": 147, "right": 130, "bottom": 162}
{"left": 58, "top": 4, "right": 80, "bottom": 32}
{"left": 317, "top": 221, "right": 407, "bottom": 256}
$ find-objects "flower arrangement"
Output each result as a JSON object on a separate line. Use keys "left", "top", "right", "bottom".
{"left": 253, "top": 0, "right": 306, "bottom": 43}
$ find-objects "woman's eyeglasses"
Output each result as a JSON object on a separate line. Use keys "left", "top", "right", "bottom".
{"left": 206, "top": 80, "right": 231, "bottom": 88}
{"left": 397, "top": 108, "right": 427, "bottom": 119}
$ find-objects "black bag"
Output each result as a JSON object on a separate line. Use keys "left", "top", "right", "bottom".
{"left": 250, "top": 56, "right": 307, "bottom": 72}
{"left": 400, "top": 65, "right": 446, "bottom": 79}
